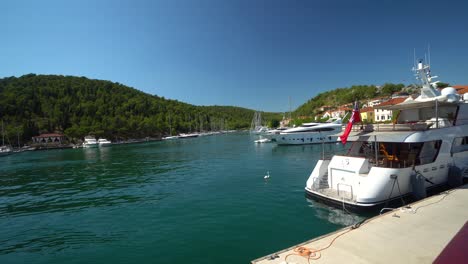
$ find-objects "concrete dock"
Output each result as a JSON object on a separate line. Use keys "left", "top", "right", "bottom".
{"left": 252, "top": 185, "right": 468, "bottom": 264}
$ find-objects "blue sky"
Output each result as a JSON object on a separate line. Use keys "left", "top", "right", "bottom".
{"left": 1, "top": 0, "right": 468, "bottom": 112}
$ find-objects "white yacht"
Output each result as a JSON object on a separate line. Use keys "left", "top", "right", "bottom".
{"left": 82, "top": 136, "right": 98, "bottom": 148}
{"left": 274, "top": 119, "right": 343, "bottom": 145}
{"left": 0, "top": 121, "right": 12, "bottom": 156}
{"left": 98, "top": 138, "right": 112, "bottom": 147}
{"left": 305, "top": 60, "right": 468, "bottom": 210}
{"left": 0, "top": 145, "right": 12, "bottom": 156}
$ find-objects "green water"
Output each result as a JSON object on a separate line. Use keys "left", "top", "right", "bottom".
{"left": 0, "top": 133, "right": 361, "bottom": 264}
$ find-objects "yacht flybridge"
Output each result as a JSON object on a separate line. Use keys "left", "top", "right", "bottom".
{"left": 305, "top": 60, "right": 468, "bottom": 210}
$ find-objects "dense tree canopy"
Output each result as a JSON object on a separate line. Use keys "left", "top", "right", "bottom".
{"left": 294, "top": 83, "right": 407, "bottom": 118}
{"left": 0, "top": 74, "right": 280, "bottom": 144}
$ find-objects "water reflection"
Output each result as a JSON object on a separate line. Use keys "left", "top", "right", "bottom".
{"left": 0, "top": 146, "right": 186, "bottom": 218}
{"left": 306, "top": 198, "right": 366, "bottom": 227}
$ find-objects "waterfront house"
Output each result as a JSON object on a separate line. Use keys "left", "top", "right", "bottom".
{"left": 374, "top": 97, "right": 407, "bottom": 122}
{"left": 32, "top": 133, "right": 65, "bottom": 144}
{"left": 360, "top": 107, "right": 375, "bottom": 123}
{"left": 331, "top": 107, "right": 351, "bottom": 119}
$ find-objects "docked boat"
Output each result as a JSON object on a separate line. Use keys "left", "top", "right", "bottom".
{"left": 0, "top": 145, "right": 12, "bottom": 156}
{"left": 162, "top": 135, "right": 180, "bottom": 140}
{"left": 250, "top": 112, "right": 269, "bottom": 135}
{"left": 261, "top": 127, "right": 289, "bottom": 141}
{"left": 305, "top": 59, "right": 468, "bottom": 210}
{"left": 98, "top": 138, "right": 112, "bottom": 147}
{"left": 0, "top": 121, "right": 12, "bottom": 156}
{"left": 82, "top": 136, "right": 98, "bottom": 148}
{"left": 274, "top": 119, "right": 343, "bottom": 145}
{"left": 179, "top": 133, "right": 200, "bottom": 139}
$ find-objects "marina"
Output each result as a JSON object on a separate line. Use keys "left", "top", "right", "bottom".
{"left": 0, "top": 133, "right": 348, "bottom": 264}
{"left": 252, "top": 184, "right": 468, "bottom": 264}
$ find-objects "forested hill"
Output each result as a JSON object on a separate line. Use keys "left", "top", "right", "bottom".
{"left": 0, "top": 74, "right": 280, "bottom": 143}
{"left": 293, "top": 83, "right": 406, "bottom": 117}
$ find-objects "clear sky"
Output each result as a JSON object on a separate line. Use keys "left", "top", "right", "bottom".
{"left": 1, "top": 0, "right": 467, "bottom": 112}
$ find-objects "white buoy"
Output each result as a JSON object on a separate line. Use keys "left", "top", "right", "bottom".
{"left": 264, "top": 171, "right": 270, "bottom": 179}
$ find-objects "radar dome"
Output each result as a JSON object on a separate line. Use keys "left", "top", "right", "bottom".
{"left": 441, "top": 87, "right": 458, "bottom": 96}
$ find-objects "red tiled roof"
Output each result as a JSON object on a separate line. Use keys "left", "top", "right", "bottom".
{"left": 376, "top": 97, "right": 407, "bottom": 107}
{"left": 453, "top": 85, "right": 468, "bottom": 94}
{"left": 333, "top": 107, "right": 352, "bottom": 112}
{"left": 34, "top": 133, "right": 64, "bottom": 138}
{"left": 360, "top": 107, "right": 374, "bottom": 112}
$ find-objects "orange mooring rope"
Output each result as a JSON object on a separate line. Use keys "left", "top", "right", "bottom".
{"left": 284, "top": 228, "right": 354, "bottom": 263}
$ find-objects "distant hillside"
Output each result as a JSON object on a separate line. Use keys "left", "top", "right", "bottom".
{"left": 293, "top": 83, "right": 405, "bottom": 117}
{"left": 0, "top": 74, "right": 280, "bottom": 144}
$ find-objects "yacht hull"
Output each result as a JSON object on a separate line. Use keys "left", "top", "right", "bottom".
{"left": 275, "top": 133, "right": 339, "bottom": 145}
{"left": 305, "top": 183, "right": 449, "bottom": 212}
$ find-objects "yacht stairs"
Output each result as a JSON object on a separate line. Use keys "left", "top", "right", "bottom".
{"left": 312, "top": 173, "right": 357, "bottom": 202}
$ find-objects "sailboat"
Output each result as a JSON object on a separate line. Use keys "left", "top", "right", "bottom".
{"left": 0, "top": 121, "right": 12, "bottom": 156}
{"left": 250, "top": 112, "right": 268, "bottom": 134}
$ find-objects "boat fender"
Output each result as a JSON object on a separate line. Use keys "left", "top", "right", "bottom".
{"left": 447, "top": 166, "right": 463, "bottom": 188}
{"left": 411, "top": 171, "right": 427, "bottom": 200}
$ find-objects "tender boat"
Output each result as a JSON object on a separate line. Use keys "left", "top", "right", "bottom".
{"left": 162, "top": 135, "right": 180, "bottom": 140}
{"left": 274, "top": 119, "right": 343, "bottom": 145}
{"left": 1, "top": 121, "right": 12, "bottom": 156}
{"left": 82, "top": 136, "right": 98, "bottom": 148}
{"left": 98, "top": 138, "right": 112, "bottom": 147}
{"left": 0, "top": 145, "right": 12, "bottom": 156}
{"left": 305, "top": 59, "right": 468, "bottom": 210}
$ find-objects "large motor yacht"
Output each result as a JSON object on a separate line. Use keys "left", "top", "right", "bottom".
{"left": 274, "top": 119, "right": 343, "bottom": 145}
{"left": 305, "top": 60, "right": 468, "bottom": 210}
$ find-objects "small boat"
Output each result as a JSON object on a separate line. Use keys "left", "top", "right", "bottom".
{"left": 82, "top": 136, "right": 98, "bottom": 148}
{"left": 0, "top": 121, "right": 12, "bottom": 156}
{"left": 0, "top": 145, "right": 12, "bottom": 156}
{"left": 179, "top": 133, "right": 199, "bottom": 139}
{"left": 162, "top": 135, "right": 180, "bottom": 140}
{"left": 254, "top": 138, "right": 271, "bottom": 144}
{"left": 98, "top": 138, "right": 112, "bottom": 147}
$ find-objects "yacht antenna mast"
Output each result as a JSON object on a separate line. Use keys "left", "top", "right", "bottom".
{"left": 428, "top": 44, "right": 431, "bottom": 67}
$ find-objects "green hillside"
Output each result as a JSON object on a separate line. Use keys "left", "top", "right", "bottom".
{"left": 293, "top": 83, "right": 405, "bottom": 118}
{"left": 0, "top": 74, "right": 280, "bottom": 144}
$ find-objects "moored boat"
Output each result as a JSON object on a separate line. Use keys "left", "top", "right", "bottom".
{"left": 98, "top": 138, "right": 112, "bottom": 147}
{"left": 82, "top": 136, "right": 98, "bottom": 148}
{"left": 305, "top": 59, "right": 468, "bottom": 211}
{"left": 274, "top": 119, "right": 343, "bottom": 145}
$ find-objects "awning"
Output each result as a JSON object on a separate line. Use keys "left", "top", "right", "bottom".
{"left": 374, "top": 99, "right": 457, "bottom": 111}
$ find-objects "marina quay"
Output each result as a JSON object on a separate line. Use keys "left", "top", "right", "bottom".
{"left": 252, "top": 184, "right": 468, "bottom": 264}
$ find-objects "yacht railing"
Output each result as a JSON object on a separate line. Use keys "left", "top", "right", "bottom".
{"left": 351, "top": 118, "right": 456, "bottom": 132}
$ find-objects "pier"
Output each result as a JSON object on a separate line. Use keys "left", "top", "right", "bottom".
{"left": 252, "top": 184, "right": 468, "bottom": 264}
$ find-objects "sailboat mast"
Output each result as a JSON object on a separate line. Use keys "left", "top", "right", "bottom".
{"left": 2, "top": 120, "right": 4, "bottom": 146}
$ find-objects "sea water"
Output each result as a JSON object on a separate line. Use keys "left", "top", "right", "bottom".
{"left": 0, "top": 132, "right": 362, "bottom": 264}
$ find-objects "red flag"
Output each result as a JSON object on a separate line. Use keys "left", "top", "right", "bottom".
{"left": 339, "top": 101, "right": 361, "bottom": 144}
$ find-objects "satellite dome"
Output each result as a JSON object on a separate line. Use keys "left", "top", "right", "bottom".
{"left": 441, "top": 87, "right": 458, "bottom": 96}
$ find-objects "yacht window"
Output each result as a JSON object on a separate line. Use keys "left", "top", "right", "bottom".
{"left": 419, "top": 141, "right": 441, "bottom": 164}
{"left": 346, "top": 140, "right": 441, "bottom": 168}
{"left": 315, "top": 127, "right": 336, "bottom": 132}
{"left": 451, "top": 136, "right": 468, "bottom": 154}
